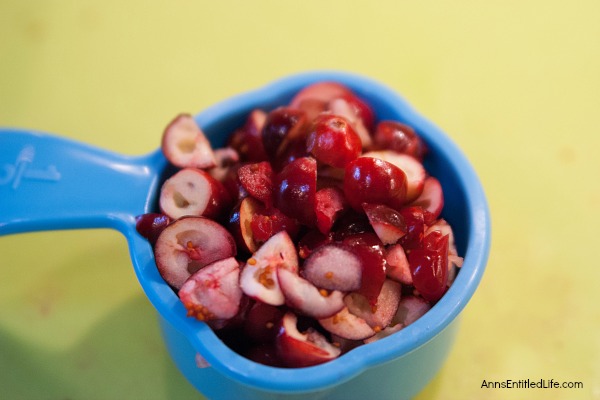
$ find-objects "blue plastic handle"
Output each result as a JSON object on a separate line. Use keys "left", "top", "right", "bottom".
{"left": 0, "top": 128, "right": 167, "bottom": 236}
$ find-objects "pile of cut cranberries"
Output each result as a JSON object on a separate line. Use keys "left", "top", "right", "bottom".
{"left": 136, "top": 82, "right": 463, "bottom": 368}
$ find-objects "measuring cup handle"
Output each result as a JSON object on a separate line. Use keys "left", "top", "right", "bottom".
{"left": 0, "top": 128, "right": 167, "bottom": 236}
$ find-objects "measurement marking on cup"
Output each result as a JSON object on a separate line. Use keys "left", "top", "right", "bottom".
{"left": 0, "top": 146, "right": 61, "bottom": 189}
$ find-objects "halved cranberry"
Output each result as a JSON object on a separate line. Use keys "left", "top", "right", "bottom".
{"left": 314, "top": 187, "right": 349, "bottom": 235}
{"left": 178, "top": 257, "right": 242, "bottom": 322}
{"left": 208, "top": 147, "right": 240, "bottom": 183}
{"left": 373, "top": 121, "right": 426, "bottom": 160}
{"left": 385, "top": 244, "right": 412, "bottom": 285}
{"left": 411, "top": 176, "right": 444, "bottom": 223}
{"left": 275, "top": 312, "right": 341, "bottom": 368}
{"left": 332, "top": 211, "right": 374, "bottom": 241}
{"left": 250, "top": 206, "right": 300, "bottom": 244}
{"left": 262, "top": 107, "right": 308, "bottom": 158}
{"left": 408, "top": 234, "right": 449, "bottom": 302}
{"left": 361, "top": 151, "right": 426, "bottom": 203}
{"left": 161, "top": 114, "right": 216, "bottom": 169}
{"left": 362, "top": 203, "right": 407, "bottom": 245}
{"left": 135, "top": 213, "right": 171, "bottom": 245}
{"left": 227, "top": 109, "right": 269, "bottom": 162}
{"left": 303, "top": 243, "right": 363, "bottom": 292}
{"left": 237, "top": 161, "right": 274, "bottom": 208}
{"left": 297, "top": 229, "right": 333, "bottom": 259}
{"left": 343, "top": 157, "right": 408, "bottom": 211}
{"left": 244, "top": 301, "right": 285, "bottom": 343}
{"left": 272, "top": 133, "right": 311, "bottom": 172}
{"left": 277, "top": 268, "right": 345, "bottom": 319}
{"left": 342, "top": 233, "right": 386, "bottom": 306}
{"left": 344, "top": 279, "right": 402, "bottom": 330}
{"left": 239, "top": 231, "right": 299, "bottom": 306}
{"left": 328, "top": 98, "right": 372, "bottom": 149}
{"left": 154, "top": 216, "right": 237, "bottom": 289}
{"left": 159, "top": 168, "right": 232, "bottom": 221}
{"left": 318, "top": 307, "right": 376, "bottom": 341}
{"left": 273, "top": 157, "right": 317, "bottom": 226}
{"left": 306, "top": 114, "right": 362, "bottom": 168}
{"left": 398, "top": 206, "right": 426, "bottom": 250}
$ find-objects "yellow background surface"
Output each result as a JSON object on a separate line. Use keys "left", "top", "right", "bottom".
{"left": 1, "top": 1, "right": 599, "bottom": 399}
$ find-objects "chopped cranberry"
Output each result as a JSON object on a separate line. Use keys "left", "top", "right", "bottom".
{"left": 135, "top": 213, "right": 171, "bottom": 245}
{"left": 244, "top": 301, "right": 285, "bottom": 344}
{"left": 314, "top": 187, "right": 349, "bottom": 234}
{"left": 273, "top": 157, "right": 317, "bottom": 226}
{"left": 262, "top": 107, "right": 308, "bottom": 158}
{"left": 408, "top": 234, "right": 449, "bottom": 302}
{"left": 250, "top": 207, "right": 300, "bottom": 244}
{"left": 306, "top": 114, "right": 362, "bottom": 168}
{"left": 272, "top": 134, "right": 311, "bottom": 171}
{"left": 237, "top": 161, "right": 274, "bottom": 208}
{"left": 227, "top": 110, "right": 269, "bottom": 162}
{"left": 343, "top": 157, "right": 408, "bottom": 211}
{"left": 398, "top": 206, "right": 426, "bottom": 250}
{"left": 342, "top": 233, "right": 386, "bottom": 306}
{"left": 373, "top": 121, "right": 426, "bottom": 160}
{"left": 297, "top": 229, "right": 333, "bottom": 259}
{"left": 332, "top": 211, "right": 374, "bottom": 241}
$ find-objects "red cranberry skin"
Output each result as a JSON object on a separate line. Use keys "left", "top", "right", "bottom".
{"left": 332, "top": 211, "right": 374, "bottom": 242}
{"left": 250, "top": 207, "right": 300, "bottom": 244}
{"left": 244, "top": 302, "right": 285, "bottom": 344}
{"left": 374, "top": 121, "right": 426, "bottom": 160}
{"left": 261, "top": 107, "right": 307, "bottom": 158}
{"left": 273, "top": 157, "right": 317, "bottom": 226}
{"left": 409, "top": 233, "right": 449, "bottom": 302}
{"left": 135, "top": 213, "right": 171, "bottom": 245}
{"left": 297, "top": 229, "right": 334, "bottom": 259}
{"left": 306, "top": 114, "right": 362, "bottom": 168}
{"left": 398, "top": 206, "right": 426, "bottom": 250}
{"left": 272, "top": 135, "right": 311, "bottom": 172}
{"left": 237, "top": 161, "right": 274, "bottom": 208}
{"left": 227, "top": 110, "right": 269, "bottom": 162}
{"left": 343, "top": 157, "right": 408, "bottom": 212}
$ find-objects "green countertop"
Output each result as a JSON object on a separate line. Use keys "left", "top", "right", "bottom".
{"left": 1, "top": 1, "right": 599, "bottom": 399}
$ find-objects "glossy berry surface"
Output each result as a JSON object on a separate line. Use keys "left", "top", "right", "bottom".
{"left": 273, "top": 157, "right": 317, "bottom": 226}
{"left": 408, "top": 233, "right": 449, "bottom": 302}
{"left": 343, "top": 157, "right": 408, "bottom": 211}
{"left": 374, "top": 120, "right": 426, "bottom": 159}
{"left": 135, "top": 213, "right": 171, "bottom": 244}
{"left": 306, "top": 114, "right": 362, "bottom": 168}
{"left": 261, "top": 107, "right": 307, "bottom": 157}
